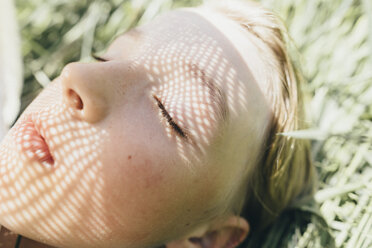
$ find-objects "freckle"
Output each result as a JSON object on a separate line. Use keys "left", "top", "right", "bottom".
{"left": 185, "top": 223, "right": 190, "bottom": 226}
{"left": 128, "top": 155, "right": 132, "bottom": 160}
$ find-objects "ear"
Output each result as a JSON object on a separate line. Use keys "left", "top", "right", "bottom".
{"left": 166, "top": 216, "right": 249, "bottom": 248}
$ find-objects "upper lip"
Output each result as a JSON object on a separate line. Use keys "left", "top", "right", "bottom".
{"left": 16, "top": 113, "right": 55, "bottom": 166}
{"left": 33, "top": 115, "right": 55, "bottom": 166}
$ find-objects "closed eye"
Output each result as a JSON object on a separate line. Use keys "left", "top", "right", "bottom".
{"left": 153, "top": 95, "right": 188, "bottom": 139}
{"left": 92, "top": 54, "right": 109, "bottom": 62}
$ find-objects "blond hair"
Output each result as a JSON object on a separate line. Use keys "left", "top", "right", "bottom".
{"left": 206, "top": 0, "right": 316, "bottom": 231}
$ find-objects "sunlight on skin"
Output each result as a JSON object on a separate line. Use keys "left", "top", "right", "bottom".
{"left": 0, "top": 83, "right": 108, "bottom": 246}
{"left": 0, "top": 8, "right": 271, "bottom": 248}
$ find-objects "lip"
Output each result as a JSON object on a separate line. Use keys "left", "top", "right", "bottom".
{"left": 14, "top": 115, "right": 55, "bottom": 167}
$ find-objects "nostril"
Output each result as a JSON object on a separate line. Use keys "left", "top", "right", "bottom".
{"left": 67, "top": 89, "right": 84, "bottom": 110}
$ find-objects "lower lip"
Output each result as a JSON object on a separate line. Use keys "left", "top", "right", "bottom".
{"left": 14, "top": 117, "right": 55, "bottom": 166}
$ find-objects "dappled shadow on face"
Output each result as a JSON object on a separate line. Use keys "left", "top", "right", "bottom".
{"left": 0, "top": 9, "right": 269, "bottom": 248}
{"left": 131, "top": 10, "right": 260, "bottom": 168}
{"left": 0, "top": 85, "right": 109, "bottom": 247}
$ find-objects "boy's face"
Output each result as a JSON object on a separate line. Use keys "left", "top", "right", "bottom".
{"left": 0, "top": 8, "right": 271, "bottom": 248}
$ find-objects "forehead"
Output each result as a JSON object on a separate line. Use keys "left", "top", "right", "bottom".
{"left": 107, "top": 9, "right": 268, "bottom": 114}
{"left": 106, "top": 10, "right": 235, "bottom": 71}
{"left": 112, "top": 10, "right": 269, "bottom": 133}
{"left": 106, "top": 9, "right": 272, "bottom": 158}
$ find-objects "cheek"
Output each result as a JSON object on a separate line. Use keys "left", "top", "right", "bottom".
{"left": 0, "top": 81, "right": 228, "bottom": 247}
{"left": 99, "top": 126, "right": 183, "bottom": 219}
{"left": 98, "top": 126, "right": 223, "bottom": 243}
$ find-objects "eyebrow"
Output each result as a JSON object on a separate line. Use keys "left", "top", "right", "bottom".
{"left": 124, "top": 27, "right": 143, "bottom": 42}
{"left": 187, "top": 63, "right": 228, "bottom": 123}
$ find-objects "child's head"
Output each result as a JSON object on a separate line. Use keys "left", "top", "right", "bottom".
{"left": 0, "top": 1, "right": 314, "bottom": 247}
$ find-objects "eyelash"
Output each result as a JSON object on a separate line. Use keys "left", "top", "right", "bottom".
{"left": 92, "top": 54, "right": 108, "bottom": 62}
{"left": 93, "top": 54, "right": 187, "bottom": 139}
{"left": 152, "top": 95, "right": 187, "bottom": 139}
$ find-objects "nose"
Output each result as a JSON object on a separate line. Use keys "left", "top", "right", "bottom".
{"left": 61, "top": 62, "right": 110, "bottom": 123}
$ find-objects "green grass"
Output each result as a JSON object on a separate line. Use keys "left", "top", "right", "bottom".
{"left": 15, "top": 0, "right": 372, "bottom": 247}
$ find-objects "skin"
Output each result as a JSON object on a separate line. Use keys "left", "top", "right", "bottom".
{"left": 0, "top": 6, "right": 272, "bottom": 248}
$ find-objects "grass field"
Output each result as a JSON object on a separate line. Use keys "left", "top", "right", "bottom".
{"left": 15, "top": 0, "right": 372, "bottom": 247}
